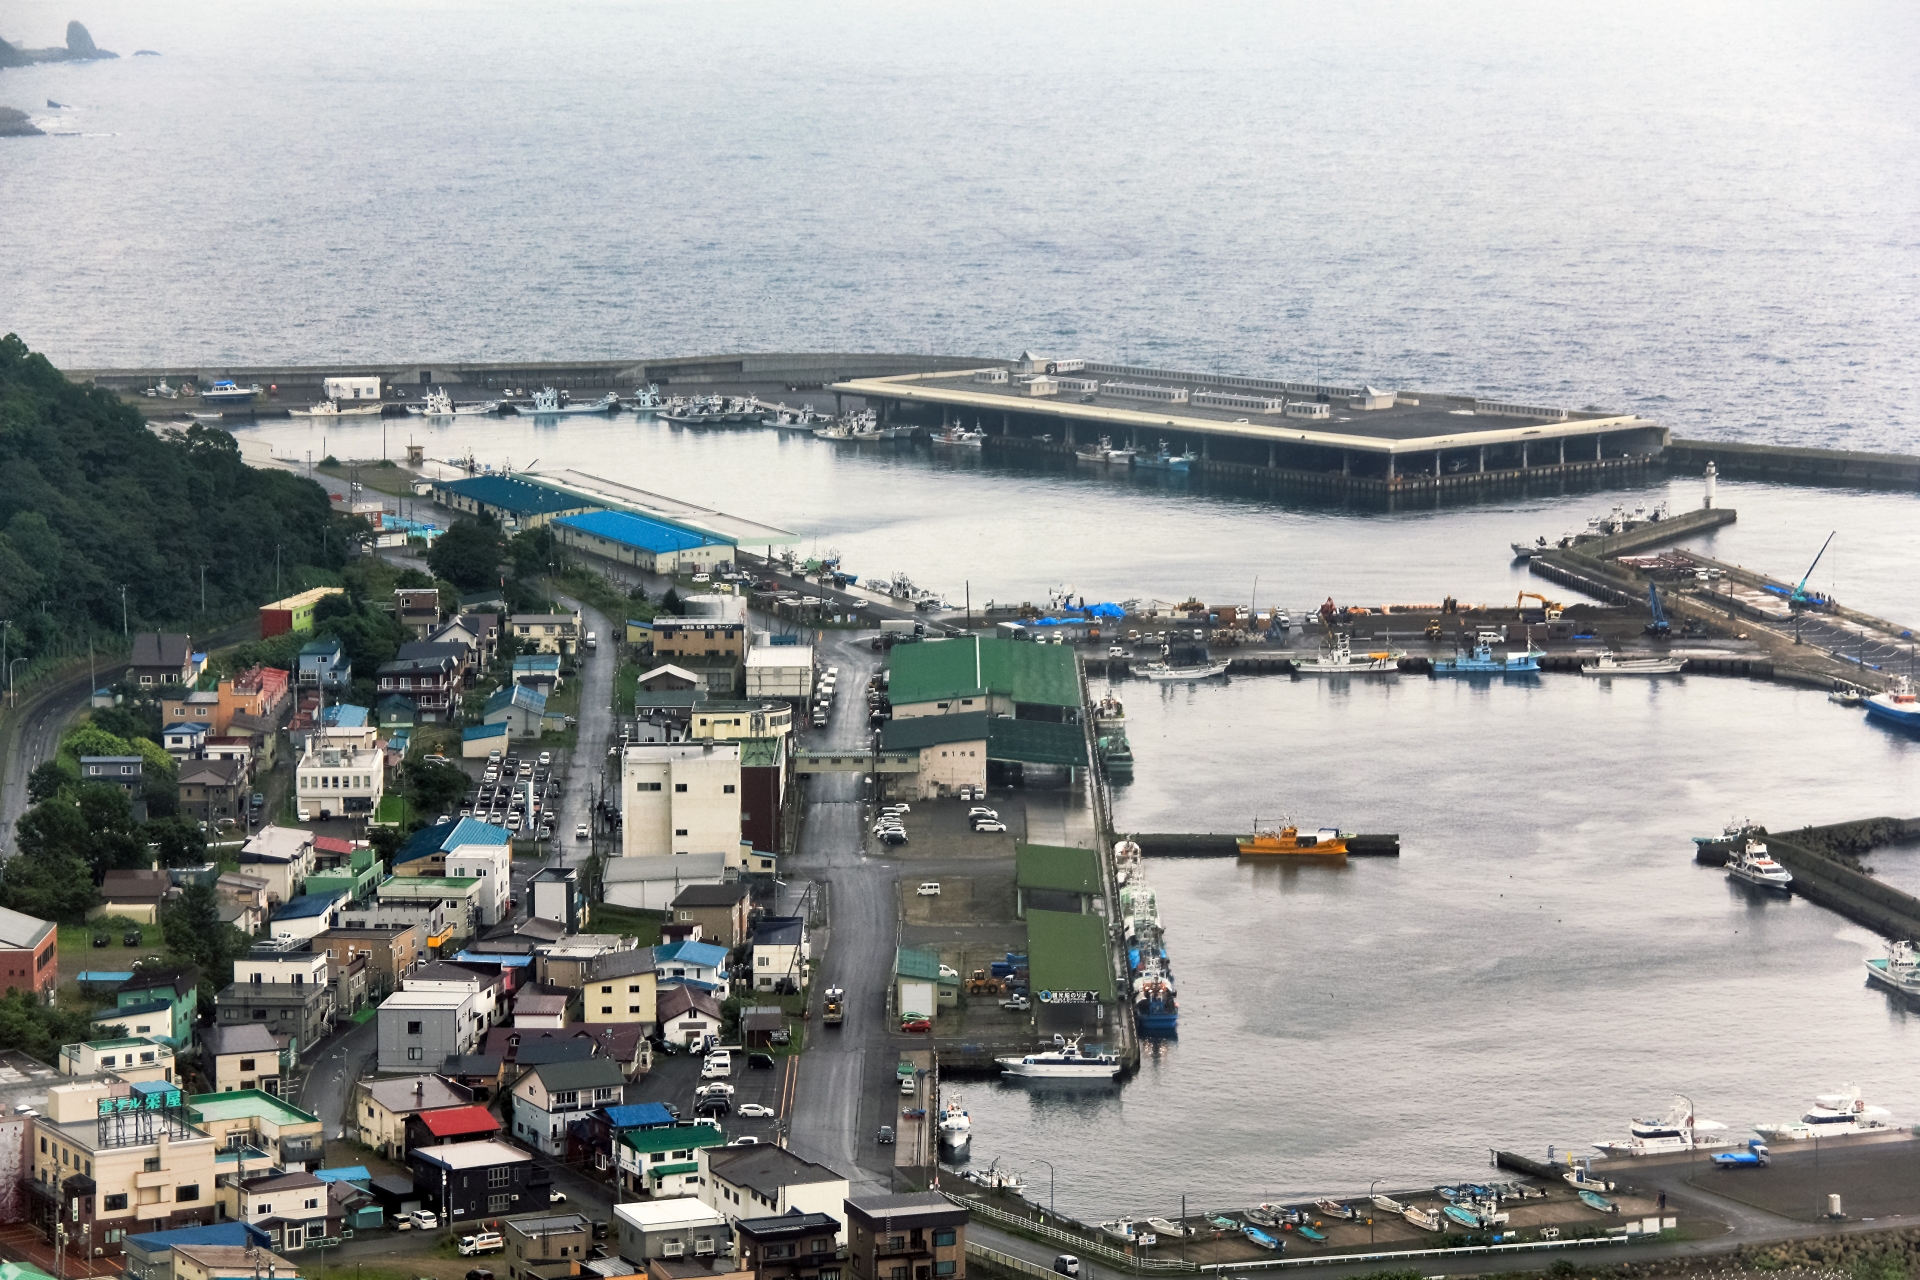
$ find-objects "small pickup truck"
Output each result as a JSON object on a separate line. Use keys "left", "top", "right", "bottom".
{"left": 1712, "top": 1140, "right": 1771, "bottom": 1168}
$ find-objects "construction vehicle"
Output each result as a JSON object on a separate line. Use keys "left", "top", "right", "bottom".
{"left": 1424, "top": 618, "right": 1444, "bottom": 642}
{"left": 966, "top": 969, "right": 1006, "bottom": 996}
{"left": 822, "top": 987, "right": 844, "bottom": 1025}
{"left": 1516, "top": 592, "right": 1565, "bottom": 621}
{"left": 1789, "top": 531, "right": 1837, "bottom": 612}
{"left": 1645, "top": 581, "right": 1671, "bottom": 639}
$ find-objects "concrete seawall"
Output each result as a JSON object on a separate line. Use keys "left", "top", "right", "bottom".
{"left": 1664, "top": 439, "right": 1920, "bottom": 490}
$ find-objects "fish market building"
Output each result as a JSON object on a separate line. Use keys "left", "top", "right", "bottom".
{"left": 552, "top": 509, "right": 735, "bottom": 575}
{"left": 430, "top": 476, "right": 596, "bottom": 531}
{"left": 1025, "top": 909, "right": 1117, "bottom": 1038}
{"left": 886, "top": 636, "right": 1081, "bottom": 723}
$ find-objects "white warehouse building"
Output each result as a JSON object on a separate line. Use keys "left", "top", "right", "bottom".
{"left": 621, "top": 741, "right": 743, "bottom": 859}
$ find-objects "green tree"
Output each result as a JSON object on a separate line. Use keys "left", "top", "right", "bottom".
{"left": 15, "top": 796, "right": 88, "bottom": 863}
{"left": 0, "top": 843, "right": 97, "bottom": 922}
{"left": 0, "top": 991, "right": 100, "bottom": 1062}
{"left": 508, "top": 525, "right": 558, "bottom": 580}
{"left": 160, "top": 881, "right": 250, "bottom": 989}
{"left": 59, "top": 723, "right": 132, "bottom": 764}
{"left": 662, "top": 587, "right": 683, "bottom": 615}
{"left": 146, "top": 816, "right": 209, "bottom": 868}
{"left": 26, "top": 759, "right": 73, "bottom": 803}
{"left": 404, "top": 756, "right": 469, "bottom": 817}
{"left": 428, "top": 518, "right": 507, "bottom": 591}
{"left": 91, "top": 702, "right": 163, "bottom": 744}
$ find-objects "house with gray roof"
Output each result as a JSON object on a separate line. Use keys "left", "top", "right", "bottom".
{"left": 511, "top": 1058, "right": 626, "bottom": 1156}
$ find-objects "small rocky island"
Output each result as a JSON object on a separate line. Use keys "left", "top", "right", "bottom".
{"left": 0, "top": 105, "right": 42, "bottom": 136}
{"left": 0, "top": 20, "right": 118, "bottom": 67}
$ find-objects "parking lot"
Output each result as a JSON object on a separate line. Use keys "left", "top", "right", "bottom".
{"left": 643, "top": 1040, "right": 794, "bottom": 1145}
{"left": 460, "top": 747, "right": 566, "bottom": 840}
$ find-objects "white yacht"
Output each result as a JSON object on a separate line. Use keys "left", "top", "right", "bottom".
{"left": 408, "top": 388, "right": 456, "bottom": 417}
{"left": 1726, "top": 838, "right": 1793, "bottom": 891}
{"left": 1140, "top": 659, "right": 1229, "bottom": 682}
{"left": 528, "top": 387, "right": 620, "bottom": 415}
{"left": 1594, "top": 1098, "right": 1739, "bottom": 1156}
{"left": 996, "top": 1035, "right": 1121, "bottom": 1080}
{"left": 198, "top": 379, "right": 262, "bottom": 405}
{"left": 1294, "top": 633, "right": 1400, "bottom": 676}
{"left": 1582, "top": 653, "right": 1684, "bottom": 676}
{"left": 1865, "top": 941, "right": 1920, "bottom": 997}
{"left": 1755, "top": 1085, "right": 1895, "bottom": 1141}
{"left": 936, "top": 1098, "right": 970, "bottom": 1149}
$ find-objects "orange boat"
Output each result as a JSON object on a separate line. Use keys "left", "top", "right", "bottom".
{"left": 1236, "top": 825, "right": 1348, "bottom": 860}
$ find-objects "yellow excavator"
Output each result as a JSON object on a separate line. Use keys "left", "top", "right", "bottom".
{"left": 1517, "top": 591, "right": 1565, "bottom": 620}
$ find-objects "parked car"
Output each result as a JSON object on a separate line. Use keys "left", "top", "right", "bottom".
{"left": 747, "top": 1052, "right": 777, "bottom": 1070}
{"left": 877, "top": 1125, "right": 895, "bottom": 1145}
{"left": 727, "top": 1136, "right": 760, "bottom": 1146}
{"left": 701, "top": 1050, "right": 733, "bottom": 1078}
{"left": 880, "top": 831, "right": 908, "bottom": 846}
{"left": 694, "top": 1082, "right": 735, "bottom": 1099}
{"left": 458, "top": 1233, "right": 504, "bottom": 1256}
{"left": 549, "top": 1190, "right": 568, "bottom": 1205}
{"left": 1002, "top": 994, "right": 1032, "bottom": 1012}
{"left": 735, "top": 1103, "right": 775, "bottom": 1118}
{"left": 411, "top": 1210, "right": 439, "bottom": 1230}
{"left": 90, "top": 934, "right": 109, "bottom": 948}
{"left": 467, "top": 1270, "right": 495, "bottom": 1280}
{"left": 967, "top": 807, "right": 998, "bottom": 819}
{"left": 900, "top": 1017, "right": 932, "bottom": 1033}
{"left": 122, "top": 929, "right": 142, "bottom": 946}
{"left": 917, "top": 882, "right": 941, "bottom": 896}
{"left": 575, "top": 823, "right": 590, "bottom": 840}
{"left": 694, "top": 1095, "right": 731, "bottom": 1117}
{"left": 973, "top": 820, "right": 1008, "bottom": 833}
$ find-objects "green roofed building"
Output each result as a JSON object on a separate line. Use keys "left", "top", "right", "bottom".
{"left": 887, "top": 636, "right": 1080, "bottom": 721}
{"left": 878, "top": 710, "right": 1088, "bottom": 800}
{"left": 615, "top": 1121, "right": 729, "bottom": 1197}
{"left": 1015, "top": 844, "right": 1102, "bottom": 917}
{"left": 1025, "top": 908, "right": 1115, "bottom": 1037}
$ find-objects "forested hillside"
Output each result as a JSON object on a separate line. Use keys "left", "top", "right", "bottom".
{"left": 0, "top": 334, "right": 345, "bottom": 669}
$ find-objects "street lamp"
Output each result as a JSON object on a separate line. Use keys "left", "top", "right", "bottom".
{"left": 1024, "top": 1158, "right": 1055, "bottom": 1219}
{"left": 120, "top": 584, "right": 129, "bottom": 636}
{"left": 9, "top": 657, "right": 25, "bottom": 707}
{"left": 1370, "top": 1179, "right": 1381, "bottom": 1244}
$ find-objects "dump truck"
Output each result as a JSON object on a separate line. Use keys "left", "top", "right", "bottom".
{"left": 822, "top": 987, "right": 845, "bottom": 1025}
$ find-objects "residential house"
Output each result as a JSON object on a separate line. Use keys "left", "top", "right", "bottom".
{"left": 485, "top": 683, "right": 554, "bottom": 739}
{"left": 200, "top": 1023, "right": 285, "bottom": 1095}
{"left": 404, "top": 961, "right": 503, "bottom": 1037}
{"left": 393, "top": 819, "right": 513, "bottom": 927}
{"left": 224, "top": 711, "right": 280, "bottom": 773}
{"left": 529, "top": 866, "right": 583, "bottom": 933}
{"left": 651, "top": 1260, "right": 754, "bottom": 1280}
{"left": 432, "top": 612, "right": 499, "bottom": 667}
{"left": 0, "top": 905, "right": 57, "bottom": 997}
{"left": 213, "top": 943, "right": 334, "bottom": 1059}
{"left": 94, "top": 966, "right": 198, "bottom": 1047}
{"left": 28, "top": 1078, "right": 219, "bottom": 1255}
{"left": 403, "top": 1102, "right": 500, "bottom": 1151}
{"left": 536, "top": 933, "right": 636, "bottom": 991}
{"left": 121, "top": 1226, "right": 275, "bottom": 1280}
{"left": 80, "top": 754, "right": 145, "bottom": 797}
{"left": 375, "top": 875, "right": 483, "bottom": 945}
{"left": 287, "top": 701, "right": 371, "bottom": 753}
{"left": 583, "top": 949, "right": 657, "bottom": 1025}
{"left": 177, "top": 757, "right": 244, "bottom": 825}
{"left": 667, "top": 883, "right": 752, "bottom": 950}
{"left": 233, "top": 1169, "right": 340, "bottom": 1252}
{"left": 698, "top": 1146, "right": 851, "bottom": 1245}
{"left": 508, "top": 610, "right": 581, "bottom": 657}
{"left": 511, "top": 988, "right": 571, "bottom": 1029}
{"left": 128, "top": 632, "right": 200, "bottom": 688}
{"left": 613, "top": 1197, "right": 729, "bottom": 1259}
{"left": 340, "top": 894, "right": 450, "bottom": 950}
{"left": 479, "top": 1027, "right": 594, "bottom": 1075}
{"left": 738, "top": 735, "right": 789, "bottom": 857}
{"left": 655, "top": 986, "right": 723, "bottom": 1049}
{"left": 217, "top": 872, "right": 271, "bottom": 922}
{"left": 511, "top": 1059, "right": 626, "bottom": 1157}
{"left": 218, "top": 667, "right": 290, "bottom": 733}
{"left": 266, "top": 890, "right": 350, "bottom": 943}
{"left": 201, "top": 734, "right": 256, "bottom": 783}
{"left": 463, "top": 721, "right": 511, "bottom": 757}
{"left": 96, "top": 869, "right": 175, "bottom": 923}
{"left": 296, "top": 636, "right": 352, "bottom": 692}
{"left": 406, "top": 1139, "right": 550, "bottom": 1225}
{"left": 294, "top": 730, "right": 385, "bottom": 820}
{"left": 439, "top": 1054, "right": 506, "bottom": 1101}
{"left": 749, "top": 917, "right": 807, "bottom": 993}
{"left": 512, "top": 654, "right": 562, "bottom": 694}
{"left": 654, "top": 940, "right": 729, "bottom": 995}
{"left": 313, "top": 923, "right": 424, "bottom": 1002}
{"left": 650, "top": 617, "right": 748, "bottom": 664}
{"left": 305, "top": 836, "right": 382, "bottom": 902}
{"left": 169, "top": 1244, "right": 293, "bottom": 1280}
{"left": 617, "top": 1127, "right": 729, "bottom": 1200}
{"left": 161, "top": 689, "right": 222, "bottom": 733}
{"left": 844, "top": 1194, "right": 967, "bottom": 1280}
{"left": 238, "top": 828, "right": 317, "bottom": 906}
{"left": 892, "top": 949, "right": 956, "bottom": 1027}
{"left": 58, "top": 1037, "right": 175, "bottom": 1084}
{"left": 734, "top": 1212, "right": 843, "bottom": 1280}
{"left": 395, "top": 587, "right": 443, "bottom": 635}
{"left": 162, "top": 722, "right": 209, "bottom": 760}
{"left": 189, "top": 1090, "right": 324, "bottom": 1174}
{"left": 503, "top": 1213, "right": 592, "bottom": 1280}
{"left": 377, "top": 988, "right": 482, "bottom": 1073}
{"left": 620, "top": 741, "right": 744, "bottom": 859}
{"left": 355, "top": 1074, "right": 473, "bottom": 1159}
{"left": 557, "top": 1023, "right": 651, "bottom": 1079}
{"left": 376, "top": 651, "right": 460, "bottom": 722}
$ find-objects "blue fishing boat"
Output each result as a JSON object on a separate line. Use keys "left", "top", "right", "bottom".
{"left": 1120, "top": 841, "right": 1178, "bottom": 1035}
{"left": 1240, "top": 1225, "right": 1280, "bottom": 1251}
{"left": 1578, "top": 1189, "right": 1617, "bottom": 1213}
{"left": 1865, "top": 677, "right": 1920, "bottom": 731}
{"left": 1132, "top": 442, "right": 1196, "bottom": 472}
{"left": 1293, "top": 1225, "right": 1326, "bottom": 1243}
{"left": 1442, "top": 1205, "right": 1481, "bottom": 1229}
{"left": 1431, "top": 641, "right": 1543, "bottom": 676}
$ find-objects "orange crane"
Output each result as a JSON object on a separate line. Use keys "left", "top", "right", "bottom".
{"left": 1516, "top": 591, "right": 1565, "bottom": 620}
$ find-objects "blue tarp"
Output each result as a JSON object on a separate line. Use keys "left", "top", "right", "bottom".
{"left": 314, "top": 1165, "right": 373, "bottom": 1186}
{"left": 604, "top": 1102, "right": 675, "bottom": 1130}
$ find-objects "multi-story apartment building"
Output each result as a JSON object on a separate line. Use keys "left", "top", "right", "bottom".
{"left": 620, "top": 741, "right": 743, "bottom": 859}
{"left": 844, "top": 1194, "right": 968, "bottom": 1280}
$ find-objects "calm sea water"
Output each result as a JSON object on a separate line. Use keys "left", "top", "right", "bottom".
{"left": 4, "top": 1, "right": 1920, "bottom": 452}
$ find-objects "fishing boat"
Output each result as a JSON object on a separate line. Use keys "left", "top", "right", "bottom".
{"left": 1578, "top": 1190, "right": 1617, "bottom": 1214}
{"left": 1581, "top": 653, "right": 1685, "bottom": 676}
{"left": 1098, "top": 730, "right": 1134, "bottom": 782}
{"left": 142, "top": 379, "right": 178, "bottom": 399}
{"left": 290, "top": 400, "right": 347, "bottom": 417}
{"left": 449, "top": 398, "right": 500, "bottom": 416}
{"left": 408, "top": 388, "right": 456, "bottom": 417}
{"left": 1240, "top": 1225, "right": 1280, "bottom": 1251}
{"left": 1369, "top": 1194, "right": 1406, "bottom": 1215}
{"left": 1313, "top": 1199, "right": 1354, "bottom": 1220}
{"left": 936, "top": 1097, "right": 970, "bottom": 1150}
{"left": 1144, "top": 1218, "right": 1191, "bottom": 1239}
{"left": 1075, "top": 436, "right": 1121, "bottom": 463}
{"left": 1236, "top": 825, "right": 1348, "bottom": 861}
{"left": 1293, "top": 633, "right": 1400, "bottom": 675}
{"left": 1131, "top": 442, "right": 1196, "bottom": 472}
{"left": 1121, "top": 856, "right": 1176, "bottom": 1036}
{"left": 1726, "top": 838, "right": 1794, "bottom": 892}
{"left": 1243, "top": 1205, "right": 1280, "bottom": 1228}
{"left": 198, "top": 379, "right": 262, "bottom": 405}
{"left": 1442, "top": 1205, "right": 1482, "bottom": 1229}
{"left": 1865, "top": 676, "right": 1920, "bottom": 730}
{"left": 1139, "top": 659, "right": 1230, "bottom": 682}
{"left": 188, "top": 411, "right": 226, "bottom": 422}
{"left": 1830, "top": 686, "right": 1867, "bottom": 706}
{"left": 930, "top": 423, "right": 987, "bottom": 448}
{"left": 628, "top": 383, "right": 665, "bottom": 411}
{"left": 1431, "top": 640, "right": 1543, "bottom": 675}
{"left": 1292, "top": 1225, "right": 1326, "bottom": 1243}
{"left": 526, "top": 387, "right": 621, "bottom": 415}
{"left": 1693, "top": 816, "right": 1761, "bottom": 857}
{"left": 1595, "top": 1097, "right": 1739, "bottom": 1156}
{"left": 995, "top": 1035, "right": 1121, "bottom": 1079}
{"left": 1563, "top": 1160, "right": 1615, "bottom": 1192}
{"left": 1756, "top": 1085, "right": 1895, "bottom": 1141}
{"left": 1403, "top": 1206, "right": 1444, "bottom": 1232}
{"left": 1865, "top": 941, "right": 1920, "bottom": 997}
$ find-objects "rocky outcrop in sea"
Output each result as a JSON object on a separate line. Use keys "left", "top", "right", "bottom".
{"left": 0, "top": 20, "right": 118, "bottom": 67}
{"left": 0, "top": 106, "right": 44, "bottom": 136}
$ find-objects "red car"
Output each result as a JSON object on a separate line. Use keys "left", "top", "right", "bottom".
{"left": 899, "top": 1018, "right": 931, "bottom": 1033}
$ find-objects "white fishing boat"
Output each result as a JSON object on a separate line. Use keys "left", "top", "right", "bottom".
{"left": 1075, "top": 436, "right": 1119, "bottom": 463}
{"left": 449, "top": 398, "right": 500, "bottom": 416}
{"left": 931, "top": 423, "right": 986, "bottom": 448}
{"left": 1402, "top": 1206, "right": 1444, "bottom": 1232}
{"left": 1144, "top": 1217, "right": 1191, "bottom": 1239}
{"left": 1139, "top": 659, "right": 1229, "bottom": 682}
{"left": 1370, "top": 1193, "right": 1406, "bottom": 1215}
{"left": 627, "top": 383, "right": 665, "bottom": 411}
{"left": 526, "top": 387, "right": 621, "bottom": 415}
{"left": 1293, "top": 633, "right": 1400, "bottom": 676}
{"left": 995, "top": 1035, "right": 1121, "bottom": 1080}
{"left": 936, "top": 1097, "right": 970, "bottom": 1149}
{"left": 142, "top": 378, "right": 179, "bottom": 399}
{"left": 198, "top": 379, "right": 262, "bottom": 405}
{"left": 1726, "top": 838, "right": 1793, "bottom": 892}
{"left": 408, "top": 388, "right": 456, "bottom": 417}
{"left": 1594, "top": 1098, "right": 1739, "bottom": 1156}
{"left": 290, "top": 400, "right": 345, "bottom": 417}
{"left": 1755, "top": 1085, "right": 1895, "bottom": 1141}
{"left": 1865, "top": 941, "right": 1920, "bottom": 997}
{"left": 1582, "top": 653, "right": 1685, "bottom": 676}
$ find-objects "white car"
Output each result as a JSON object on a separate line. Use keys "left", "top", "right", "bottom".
{"left": 968, "top": 807, "right": 998, "bottom": 819}
{"left": 575, "top": 823, "right": 590, "bottom": 840}
{"left": 695, "top": 1082, "right": 735, "bottom": 1098}
{"left": 727, "top": 1136, "right": 761, "bottom": 1146}
{"left": 550, "top": 1190, "right": 568, "bottom": 1204}
{"left": 974, "top": 821, "right": 1008, "bottom": 833}
{"left": 735, "top": 1103, "right": 775, "bottom": 1118}
{"left": 883, "top": 803, "right": 911, "bottom": 814}
{"left": 701, "top": 1050, "right": 733, "bottom": 1078}
{"left": 917, "top": 882, "right": 941, "bottom": 896}
{"left": 938, "top": 964, "right": 959, "bottom": 980}
{"left": 411, "top": 1209, "right": 439, "bottom": 1229}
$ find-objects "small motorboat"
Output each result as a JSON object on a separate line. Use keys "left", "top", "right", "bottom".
{"left": 1294, "top": 632, "right": 1401, "bottom": 676}
{"left": 1564, "top": 1160, "right": 1615, "bottom": 1192}
{"left": 1866, "top": 940, "right": 1920, "bottom": 997}
{"left": 1582, "top": 652, "right": 1685, "bottom": 676}
{"left": 1312, "top": 1199, "right": 1355, "bottom": 1220}
{"left": 1403, "top": 1206, "right": 1444, "bottom": 1232}
{"left": 1292, "top": 1225, "right": 1326, "bottom": 1243}
{"left": 1240, "top": 1225, "right": 1281, "bottom": 1251}
{"left": 1144, "top": 1218, "right": 1190, "bottom": 1239}
{"left": 1139, "top": 659, "right": 1230, "bottom": 682}
{"left": 1442, "top": 1204, "right": 1482, "bottom": 1229}
{"left": 1370, "top": 1193, "right": 1406, "bottom": 1215}
{"left": 1726, "top": 838, "right": 1794, "bottom": 892}
{"left": 1243, "top": 1205, "right": 1279, "bottom": 1228}
{"left": 1578, "top": 1189, "right": 1618, "bottom": 1213}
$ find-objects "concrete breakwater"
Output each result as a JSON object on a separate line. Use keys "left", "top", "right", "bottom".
{"left": 1701, "top": 817, "right": 1920, "bottom": 940}
{"left": 1664, "top": 438, "right": 1920, "bottom": 490}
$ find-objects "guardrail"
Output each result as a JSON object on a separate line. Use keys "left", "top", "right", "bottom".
{"left": 1194, "top": 1233, "right": 1630, "bottom": 1271}
{"left": 949, "top": 1194, "right": 1196, "bottom": 1273}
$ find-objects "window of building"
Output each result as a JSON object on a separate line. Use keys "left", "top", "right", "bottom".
{"left": 408, "top": 1021, "right": 423, "bottom": 1034}
{"left": 104, "top": 1193, "right": 128, "bottom": 1211}
{"left": 638, "top": 782, "right": 661, "bottom": 792}
{"left": 408, "top": 1047, "right": 423, "bottom": 1061}
{"left": 886, "top": 1237, "right": 906, "bottom": 1252}
{"left": 933, "top": 1230, "right": 955, "bottom": 1247}
{"left": 675, "top": 829, "right": 688, "bottom": 836}
{"left": 179, "top": 1185, "right": 201, "bottom": 1203}
{"left": 890, "top": 1268, "right": 908, "bottom": 1280}
{"left": 628, "top": 1005, "right": 639, "bottom": 1014}
{"left": 488, "top": 1193, "right": 511, "bottom": 1212}
{"left": 674, "top": 783, "right": 688, "bottom": 793}
{"left": 935, "top": 1265, "right": 956, "bottom": 1277}
{"left": 144, "top": 1157, "right": 161, "bottom": 1173}
{"left": 240, "top": 1058, "right": 255, "bottom": 1071}
{"left": 811, "top": 1239, "right": 830, "bottom": 1254}
{"left": 487, "top": 1165, "right": 512, "bottom": 1188}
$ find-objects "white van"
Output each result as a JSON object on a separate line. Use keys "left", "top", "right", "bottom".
{"left": 701, "top": 1050, "right": 733, "bottom": 1079}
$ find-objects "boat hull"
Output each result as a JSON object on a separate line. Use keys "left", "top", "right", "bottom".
{"left": 1727, "top": 867, "right": 1793, "bottom": 892}
{"left": 1865, "top": 957, "right": 1920, "bottom": 996}
{"left": 995, "top": 1059, "right": 1120, "bottom": 1079}
{"left": 1864, "top": 700, "right": 1920, "bottom": 730}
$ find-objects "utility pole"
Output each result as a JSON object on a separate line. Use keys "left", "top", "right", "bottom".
{"left": 200, "top": 564, "right": 208, "bottom": 614}
{"left": 276, "top": 545, "right": 283, "bottom": 595}
{"left": 120, "top": 584, "right": 128, "bottom": 636}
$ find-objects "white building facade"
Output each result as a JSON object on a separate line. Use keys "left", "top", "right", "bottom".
{"left": 620, "top": 741, "right": 743, "bottom": 859}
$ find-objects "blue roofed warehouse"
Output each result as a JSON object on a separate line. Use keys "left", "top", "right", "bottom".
{"left": 552, "top": 509, "right": 735, "bottom": 575}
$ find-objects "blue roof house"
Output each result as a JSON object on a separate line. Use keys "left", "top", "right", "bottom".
{"left": 483, "top": 683, "right": 551, "bottom": 740}
{"left": 269, "top": 889, "right": 350, "bottom": 941}
{"left": 653, "top": 940, "right": 730, "bottom": 995}
{"left": 298, "top": 636, "right": 353, "bottom": 692}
